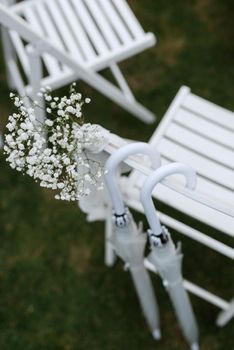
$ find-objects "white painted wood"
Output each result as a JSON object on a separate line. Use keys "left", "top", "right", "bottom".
{"left": 71, "top": 0, "right": 109, "bottom": 55}
{"left": 110, "top": 63, "right": 135, "bottom": 101}
{"left": 113, "top": 0, "right": 145, "bottom": 39}
{"left": 216, "top": 299, "right": 234, "bottom": 327}
{"left": 11, "top": 0, "right": 40, "bottom": 13}
{"left": 158, "top": 138, "right": 233, "bottom": 189}
{"left": 0, "top": 132, "right": 3, "bottom": 149}
{"left": 85, "top": 0, "right": 121, "bottom": 50}
{"left": 46, "top": 0, "right": 83, "bottom": 61}
{"left": 111, "top": 87, "right": 234, "bottom": 314}
{"left": 126, "top": 184, "right": 234, "bottom": 237}
{"left": 0, "top": 1, "right": 156, "bottom": 123}
{"left": 174, "top": 108, "right": 234, "bottom": 149}
{"left": 27, "top": 44, "right": 45, "bottom": 123}
{"left": 56, "top": 0, "right": 96, "bottom": 62}
{"left": 183, "top": 93, "right": 234, "bottom": 131}
{"left": 149, "top": 86, "right": 190, "bottom": 145}
{"left": 131, "top": 157, "right": 234, "bottom": 209}
{"left": 1, "top": 25, "right": 16, "bottom": 88}
{"left": 165, "top": 123, "right": 234, "bottom": 168}
{"left": 7, "top": 58, "right": 27, "bottom": 96}
{"left": 98, "top": 0, "right": 133, "bottom": 44}
{"left": 9, "top": 30, "right": 29, "bottom": 76}
{"left": 124, "top": 192, "right": 234, "bottom": 254}
{"left": 23, "top": 4, "right": 62, "bottom": 76}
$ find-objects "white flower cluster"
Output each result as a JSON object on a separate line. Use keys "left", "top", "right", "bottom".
{"left": 4, "top": 83, "right": 109, "bottom": 201}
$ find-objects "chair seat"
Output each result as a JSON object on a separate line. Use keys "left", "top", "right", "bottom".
{"left": 10, "top": 0, "right": 155, "bottom": 91}
{"left": 126, "top": 86, "right": 234, "bottom": 237}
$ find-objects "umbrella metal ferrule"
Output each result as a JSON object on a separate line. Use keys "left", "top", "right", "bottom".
{"left": 113, "top": 211, "right": 129, "bottom": 228}
{"left": 148, "top": 226, "right": 169, "bottom": 248}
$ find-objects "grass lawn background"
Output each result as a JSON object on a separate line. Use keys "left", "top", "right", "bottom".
{"left": 0, "top": 0, "right": 233, "bottom": 349}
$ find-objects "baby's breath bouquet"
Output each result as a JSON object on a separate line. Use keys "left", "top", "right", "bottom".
{"left": 4, "top": 83, "right": 109, "bottom": 201}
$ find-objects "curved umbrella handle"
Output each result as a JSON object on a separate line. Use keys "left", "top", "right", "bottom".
{"left": 140, "top": 162, "right": 197, "bottom": 243}
{"left": 104, "top": 142, "right": 161, "bottom": 223}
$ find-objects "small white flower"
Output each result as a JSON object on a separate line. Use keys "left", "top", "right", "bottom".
{"left": 58, "top": 110, "right": 65, "bottom": 117}
{"left": 66, "top": 106, "right": 76, "bottom": 114}
{"left": 45, "top": 119, "right": 53, "bottom": 127}
{"left": 57, "top": 183, "right": 64, "bottom": 189}
{"left": 5, "top": 85, "right": 103, "bottom": 202}
{"left": 51, "top": 102, "right": 57, "bottom": 108}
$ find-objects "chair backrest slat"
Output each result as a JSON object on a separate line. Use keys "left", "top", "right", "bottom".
{"left": 85, "top": 0, "right": 121, "bottom": 50}
{"left": 183, "top": 93, "right": 234, "bottom": 131}
{"left": 0, "top": 2, "right": 92, "bottom": 89}
{"left": 98, "top": 0, "right": 133, "bottom": 45}
{"left": 57, "top": 0, "right": 96, "bottom": 62}
{"left": 134, "top": 157, "right": 234, "bottom": 209}
{"left": 165, "top": 122, "right": 234, "bottom": 168}
{"left": 113, "top": 0, "right": 145, "bottom": 39}
{"left": 71, "top": 0, "right": 109, "bottom": 55}
{"left": 158, "top": 138, "right": 233, "bottom": 189}
{"left": 46, "top": 0, "right": 84, "bottom": 62}
{"left": 9, "top": 30, "right": 29, "bottom": 76}
{"left": 23, "top": 5, "right": 62, "bottom": 76}
{"left": 174, "top": 108, "right": 234, "bottom": 149}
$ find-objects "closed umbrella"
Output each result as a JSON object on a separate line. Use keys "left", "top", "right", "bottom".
{"left": 140, "top": 163, "right": 199, "bottom": 350}
{"left": 104, "top": 142, "right": 161, "bottom": 339}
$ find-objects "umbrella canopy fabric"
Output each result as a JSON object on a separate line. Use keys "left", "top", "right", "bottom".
{"left": 110, "top": 210, "right": 161, "bottom": 339}
{"left": 104, "top": 142, "right": 162, "bottom": 338}
{"left": 141, "top": 163, "right": 199, "bottom": 350}
{"left": 148, "top": 229, "right": 199, "bottom": 349}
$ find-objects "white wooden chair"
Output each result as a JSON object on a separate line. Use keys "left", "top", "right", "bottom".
{"left": 0, "top": 0, "right": 156, "bottom": 123}
{"left": 102, "top": 86, "right": 234, "bottom": 326}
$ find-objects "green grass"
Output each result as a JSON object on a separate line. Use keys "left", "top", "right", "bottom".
{"left": 0, "top": 0, "right": 234, "bottom": 349}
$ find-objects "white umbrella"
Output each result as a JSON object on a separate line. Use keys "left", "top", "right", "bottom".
{"left": 104, "top": 142, "right": 161, "bottom": 339}
{"left": 140, "top": 163, "right": 199, "bottom": 350}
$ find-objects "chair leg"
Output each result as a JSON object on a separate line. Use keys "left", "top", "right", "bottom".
{"left": 110, "top": 63, "right": 135, "bottom": 103}
{"left": 97, "top": 72, "right": 155, "bottom": 124}
{"left": 1, "top": 25, "right": 16, "bottom": 90}
{"left": 74, "top": 64, "right": 155, "bottom": 124}
{"left": 0, "top": 131, "right": 3, "bottom": 149}
{"left": 26, "top": 45, "right": 45, "bottom": 124}
{"left": 216, "top": 298, "right": 234, "bottom": 327}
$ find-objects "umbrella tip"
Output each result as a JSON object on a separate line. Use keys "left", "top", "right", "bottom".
{"left": 191, "top": 343, "right": 199, "bottom": 350}
{"left": 152, "top": 328, "right": 161, "bottom": 340}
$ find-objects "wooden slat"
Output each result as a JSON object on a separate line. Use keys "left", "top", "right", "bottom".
{"left": 33, "top": 3, "right": 64, "bottom": 51}
{"left": 129, "top": 157, "right": 234, "bottom": 208}
{"left": 113, "top": 0, "right": 145, "bottom": 39}
{"left": 11, "top": 0, "right": 42, "bottom": 13}
{"left": 149, "top": 86, "right": 190, "bottom": 145}
{"left": 158, "top": 138, "right": 234, "bottom": 189}
{"left": 98, "top": 0, "right": 133, "bottom": 45}
{"left": 183, "top": 93, "right": 234, "bottom": 131}
{"left": 165, "top": 123, "right": 234, "bottom": 168}
{"left": 71, "top": 0, "right": 109, "bottom": 55}
{"left": 174, "top": 108, "right": 234, "bottom": 149}
{"left": 57, "top": 0, "right": 96, "bottom": 62}
{"left": 85, "top": 0, "right": 120, "bottom": 50}
{"left": 46, "top": 0, "right": 83, "bottom": 61}
{"left": 126, "top": 186, "right": 234, "bottom": 237}
{"left": 152, "top": 184, "right": 234, "bottom": 237}
{"left": 23, "top": 5, "right": 61, "bottom": 75}
{"left": 105, "top": 134, "right": 234, "bottom": 218}
{"left": 9, "top": 30, "right": 29, "bottom": 76}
